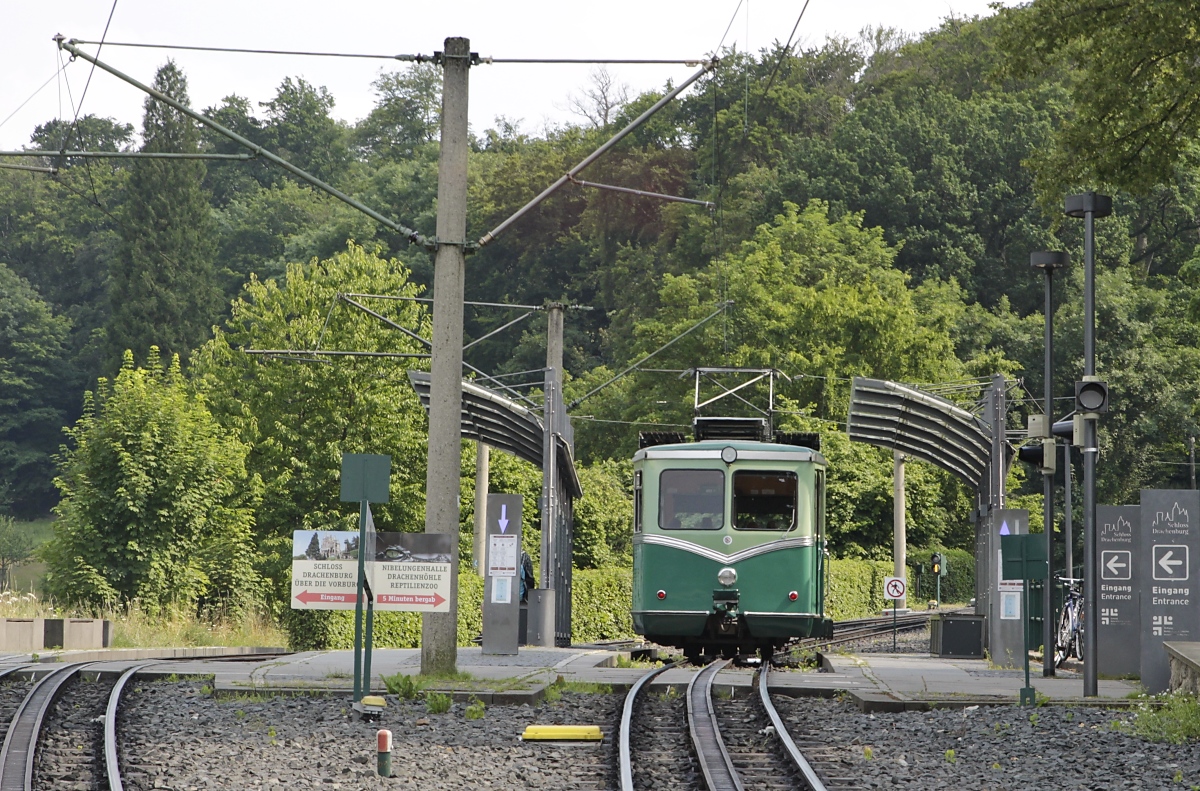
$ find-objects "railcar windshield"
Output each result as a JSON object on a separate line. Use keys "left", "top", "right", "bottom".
{"left": 732, "top": 471, "right": 797, "bottom": 531}
{"left": 658, "top": 469, "right": 724, "bottom": 530}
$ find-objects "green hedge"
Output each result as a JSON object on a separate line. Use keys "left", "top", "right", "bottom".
{"left": 826, "top": 559, "right": 915, "bottom": 620}
{"left": 282, "top": 567, "right": 635, "bottom": 650}
{"left": 908, "top": 547, "right": 975, "bottom": 606}
{"left": 283, "top": 571, "right": 484, "bottom": 651}
{"left": 571, "top": 568, "right": 634, "bottom": 643}
{"left": 284, "top": 555, "right": 964, "bottom": 649}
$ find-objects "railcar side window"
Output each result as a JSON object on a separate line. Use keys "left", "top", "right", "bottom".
{"left": 658, "top": 469, "right": 724, "bottom": 530}
{"left": 633, "top": 470, "right": 643, "bottom": 533}
{"left": 732, "top": 471, "right": 797, "bottom": 531}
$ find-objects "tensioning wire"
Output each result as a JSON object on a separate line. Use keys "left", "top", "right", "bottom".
{"left": 68, "top": 40, "right": 705, "bottom": 65}
{"left": 0, "top": 63, "right": 67, "bottom": 135}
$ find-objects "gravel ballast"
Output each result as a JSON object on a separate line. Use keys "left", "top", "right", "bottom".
{"left": 774, "top": 695, "right": 1200, "bottom": 790}
{"left": 117, "top": 680, "right": 620, "bottom": 790}
{"left": 99, "top": 676, "right": 1200, "bottom": 790}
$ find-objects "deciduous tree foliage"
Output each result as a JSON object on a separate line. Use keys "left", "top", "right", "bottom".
{"left": 193, "top": 245, "right": 431, "bottom": 608}
{"left": 995, "top": 0, "right": 1200, "bottom": 197}
{"left": 0, "top": 265, "right": 71, "bottom": 517}
{"left": 0, "top": 515, "right": 34, "bottom": 591}
{"left": 44, "top": 350, "right": 259, "bottom": 610}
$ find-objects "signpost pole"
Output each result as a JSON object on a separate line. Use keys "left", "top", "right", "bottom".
{"left": 893, "top": 599, "right": 897, "bottom": 652}
{"left": 1021, "top": 577, "right": 1034, "bottom": 705}
{"left": 363, "top": 515, "right": 375, "bottom": 699}
{"left": 884, "top": 576, "right": 905, "bottom": 650}
{"left": 353, "top": 498, "right": 367, "bottom": 702}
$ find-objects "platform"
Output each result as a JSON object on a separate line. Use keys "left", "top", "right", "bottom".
{"left": 0, "top": 645, "right": 1145, "bottom": 710}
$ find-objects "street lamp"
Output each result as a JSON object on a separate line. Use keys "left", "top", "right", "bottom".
{"left": 1064, "top": 192, "right": 1113, "bottom": 697}
{"left": 1031, "top": 250, "right": 1068, "bottom": 678}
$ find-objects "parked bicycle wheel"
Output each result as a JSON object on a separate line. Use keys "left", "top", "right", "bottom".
{"left": 1055, "top": 607, "right": 1073, "bottom": 667}
{"left": 1073, "top": 613, "right": 1084, "bottom": 662}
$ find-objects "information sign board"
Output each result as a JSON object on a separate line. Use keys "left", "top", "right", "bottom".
{"left": 1097, "top": 505, "right": 1140, "bottom": 678}
{"left": 1140, "top": 490, "right": 1200, "bottom": 692}
{"left": 369, "top": 532, "right": 453, "bottom": 612}
{"left": 290, "top": 530, "right": 360, "bottom": 609}
{"left": 290, "top": 530, "right": 452, "bottom": 612}
{"left": 483, "top": 494, "right": 523, "bottom": 656}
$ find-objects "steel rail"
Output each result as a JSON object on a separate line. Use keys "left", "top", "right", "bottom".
{"left": 618, "top": 661, "right": 680, "bottom": 791}
{"left": 105, "top": 663, "right": 155, "bottom": 791}
{"left": 757, "top": 665, "right": 828, "bottom": 791}
{"left": 686, "top": 659, "right": 743, "bottom": 791}
{"left": 0, "top": 662, "right": 91, "bottom": 791}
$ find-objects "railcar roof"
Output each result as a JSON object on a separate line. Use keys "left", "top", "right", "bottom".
{"left": 633, "top": 439, "right": 826, "bottom": 466}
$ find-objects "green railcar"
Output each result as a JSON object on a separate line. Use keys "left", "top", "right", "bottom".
{"left": 631, "top": 437, "right": 832, "bottom": 659}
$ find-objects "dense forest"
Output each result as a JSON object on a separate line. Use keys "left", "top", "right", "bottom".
{"left": 3, "top": 9, "right": 1199, "bottom": 611}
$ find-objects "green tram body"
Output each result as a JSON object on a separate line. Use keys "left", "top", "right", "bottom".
{"left": 631, "top": 439, "right": 833, "bottom": 658}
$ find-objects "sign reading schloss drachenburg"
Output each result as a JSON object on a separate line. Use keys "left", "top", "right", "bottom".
{"left": 290, "top": 530, "right": 453, "bottom": 613}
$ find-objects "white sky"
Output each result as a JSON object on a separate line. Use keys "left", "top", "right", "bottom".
{"left": 1, "top": 1, "right": 1006, "bottom": 151}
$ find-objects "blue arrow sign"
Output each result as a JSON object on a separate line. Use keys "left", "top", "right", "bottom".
{"left": 498, "top": 504, "right": 509, "bottom": 533}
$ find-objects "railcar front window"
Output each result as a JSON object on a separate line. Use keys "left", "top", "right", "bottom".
{"left": 658, "top": 469, "right": 724, "bottom": 530}
{"left": 733, "top": 471, "right": 797, "bottom": 531}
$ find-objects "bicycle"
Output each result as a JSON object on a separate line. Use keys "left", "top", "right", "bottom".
{"left": 1055, "top": 576, "right": 1084, "bottom": 667}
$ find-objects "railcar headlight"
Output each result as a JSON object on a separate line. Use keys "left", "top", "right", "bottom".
{"left": 717, "top": 567, "right": 737, "bottom": 587}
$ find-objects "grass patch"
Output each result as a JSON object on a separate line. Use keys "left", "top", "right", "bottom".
{"left": 1121, "top": 693, "right": 1200, "bottom": 744}
{"left": 465, "top": 696, "right": 486, "bottom": 720}
{"left": 426, "top": 692, "right": 452, "bottom": 714}
{"left": 0, "top": 595, "right": 285, "bottom": 649}
{"left": 543, "top": 675, "right": 613, "bottom": 703}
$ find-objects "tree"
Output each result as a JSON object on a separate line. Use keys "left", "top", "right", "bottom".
{"left": 567, "top": 67, "right": 630, "bottom": 128}
{"left": 354, "top": 65, "right": 441, "bottom": 163}
{"left": 305, "top": 532, "right": 321, "bottom": 560}
{"left": 192, "top": 245, "right": 432, "bottom": 608}
{"left": 28, "top": 115, "right": 134, "bottom": 160}
{"left": 261, "top": 77, "right": 351, "bottom": 183}
{"left": 0, "top": 265, "right": 71, "bottom": 517}
{"left": 572, "top": 460, "right": 633, "bottom": 568}
{"left": 0, "top": 515, "right": 34, "bottom": 591}
{"left": 995, "top": 0, "right": 1200, "bottom": 197}
{"left": 43, "top": 350, "right": 260, "bottom": 610}
{"left": 108, "top": 61, "right": 220, "bottom": 367}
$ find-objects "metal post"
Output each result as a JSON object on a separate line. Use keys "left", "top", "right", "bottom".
{"left": 474, "top": 444, "right": 489, "bottom": 577}
{"left": 1043, "top": 297, "right": 1055, "bottom": 677}
{"left": 1190, "top": 436, "right": 1196, "bottom": 489}
{"left": 893, "top": 451, "right": 907, "bottom": 611}
{"left": 1066, "top": 191, "right": 1112, "bottom": 698}
{"left": 540, "top": 304, "right": 565, "bottom": 590}
{"left": 1082, "top": 209, "right": 1099, "bottom": 697}
{"left": 421, "top": 37, "right": 472, "bottom": 676}
{"left": 1032, "top": 251, "right": 1067, "bottom": 678}
{"left": 353, "top": 499, "right": 367, "bottom": 701}
{"left": 1063, "top": 445, "right": 1074, "bottom": 576}
{"left": 991, "top": 374, "right": 1007, "bottom": 510}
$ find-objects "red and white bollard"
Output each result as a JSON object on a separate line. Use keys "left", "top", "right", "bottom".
{"left": 376, "top": 729, "right": 392, "bottom": 778}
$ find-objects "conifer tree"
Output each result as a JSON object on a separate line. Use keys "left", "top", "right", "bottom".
{"left": 107, "top": 61, "right": 219, "bottom": 367}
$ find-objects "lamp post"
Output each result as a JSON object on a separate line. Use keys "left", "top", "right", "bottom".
{"left": 1031, "top": 251, "right": 1068, "bottom": 677}
{"left": 1064, "top": 192, "right": 1112, "bottom": 697}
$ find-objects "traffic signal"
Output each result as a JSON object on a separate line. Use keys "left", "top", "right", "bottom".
{"left": 1075, "top": 379, "right": 1109, "bottom": 414}
{"left": 930, "top": 553, "right": 944, "bottom": 577}
{"left": 1017, "top": 438, "right": 1057, "bottom": 474}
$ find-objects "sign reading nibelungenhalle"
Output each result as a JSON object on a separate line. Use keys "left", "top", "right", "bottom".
{"left": 291, "top": 531, "right": 453, "bottom": 613}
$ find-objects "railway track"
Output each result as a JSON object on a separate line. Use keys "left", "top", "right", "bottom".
{"left": 620, "top": 660, "right": 857, "bottom": 791}
{"left": 774, "top": 609, "right": 960, "bottom": 663}
{"left": 0, "top": 653, "right": 286, "bottom": 791}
